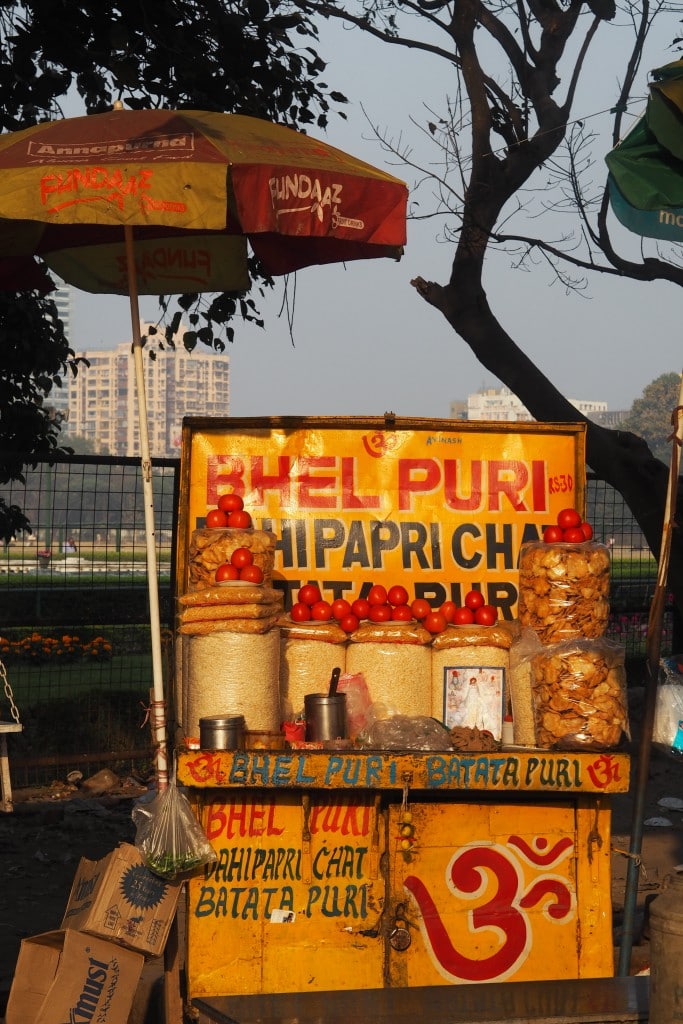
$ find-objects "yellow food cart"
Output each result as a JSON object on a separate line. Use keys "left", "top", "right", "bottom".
{"left": 173, "top": 416, "right": 638, "bottom": 1020}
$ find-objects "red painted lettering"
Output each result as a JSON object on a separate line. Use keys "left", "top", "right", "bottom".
{"left": 186, "top": 752, "right": 222, "bottom": 785}
{"left": 444, "top": 460, "right": 482, "bottom": 511}
{"left": 297, "top": 457, "right": 336, "bottom": 508}
{"left": 398, "top": 459, "right": 441, "bottom": 510}
{"left": 341, "top": 457, "right": 380, "bottom": 509}
{"left": 204, "top": 800, "right": 285, "bottom": 840}
{"left": 207, "top": 456, "right": 246, "bottom": 506}
{"left": 531, "top": 460, "right": 547, "bottom": 513}
{"left": 251, "top": 456, "right": 293, "bottom": 505}
{"left": 586, "top": 754, "right": 622, "bottom": 789}
{"left": 405, "top": 840, "right": 575, "bottom": 982}
{"left": 487, "top": 460, "right": 529, "bottom": 512}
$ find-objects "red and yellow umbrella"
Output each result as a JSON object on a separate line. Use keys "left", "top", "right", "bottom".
{"left": 0, "top": 105, "right": 409, "bottom": 786}
{"left": 0, "top": 105, "right": 408, "bottom": 293}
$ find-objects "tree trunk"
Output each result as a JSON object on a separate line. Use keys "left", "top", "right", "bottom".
{"left": 412, "top": 273, "right": 683, "bottom": 623}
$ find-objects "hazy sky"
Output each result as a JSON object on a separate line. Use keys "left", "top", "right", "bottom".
{"left": 70, "top": 11, "right": 682, "bottom": 420}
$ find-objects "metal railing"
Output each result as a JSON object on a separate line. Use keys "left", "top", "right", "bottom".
{"left": 0, "top": 453, "right": 179, "bottom": 785}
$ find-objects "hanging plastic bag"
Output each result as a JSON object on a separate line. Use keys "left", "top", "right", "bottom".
{"left": 132, "top": 777, "right": 216, "bottom": 880}
{"left": 653, "top": 656, "right": 683, "bottom": 759}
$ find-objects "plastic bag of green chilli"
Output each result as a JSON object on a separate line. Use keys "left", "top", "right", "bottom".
{"left": 132, "top": 777, "right": 217, "bottom": 880}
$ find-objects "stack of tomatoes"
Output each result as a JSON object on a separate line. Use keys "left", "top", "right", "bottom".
{"left": 543, "top": 508, "right": 593, "bottom": 544}
{"left": 290, "top": 583, "right": 415, "bottom": 634}
{"left": 215, "top": 547, "right": 264, "bottom": 585}
{"left": 205, "top": 492, "right": 253, "bottom": 530}
{"left": 434, "top": 590, "right": 498, "bottom": 628}
{"left": 289, "top": 583, "right": 498, "bottom": 635}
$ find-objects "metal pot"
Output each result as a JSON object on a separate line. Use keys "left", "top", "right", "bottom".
{"left": 304, "top": 693, "right": 347, "bottom": 742}
{"left": 199, "top": 714, "right": 245, "bottom": 750}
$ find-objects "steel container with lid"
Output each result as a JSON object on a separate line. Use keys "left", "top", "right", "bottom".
{"left": 199, "top": 714, "right": 245, "bottom": 750}
{"left": 304, "top": 693, "right": 347, "bottom": 742}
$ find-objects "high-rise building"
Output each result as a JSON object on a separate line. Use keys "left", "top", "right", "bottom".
{"left": 454, "top": 387, "right": 614, "bottom": 424}
{"left": 45, "top": 280, "right": 73, "bottom": 423}
{"left": 52, "top": 279, "right": 72, "bottom": 341}
{"left": 63, "top": 328, "right": 230, "bottom": 456}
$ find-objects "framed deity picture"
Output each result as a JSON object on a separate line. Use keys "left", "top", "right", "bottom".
{"left": 442, "top": 666, "right": 506, "bottom": 739}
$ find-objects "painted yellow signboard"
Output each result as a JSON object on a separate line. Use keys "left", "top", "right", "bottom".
{"left": 386, "top": 799, "right": 611, "bottom": 986}
{"left": 187, "top": 791, "right": 386, "bottom": 996}
{"left": 185, "top": 788, "right": 615, "bottom": 996}
{"left": 178, "top": 749, "right": 629, "bottom": 797}
{"left": 178, "top": 416, "right": 585, "bottom": 615}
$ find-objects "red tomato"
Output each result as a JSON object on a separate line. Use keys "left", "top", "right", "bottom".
{"left": 453, "top": 606, "right": 475, "bottom": 625}
{"left": 230, "top": 547, "right": 253, "bottom": 569}
{"left": 290, "top": 601, "right": 311, "bottom": 622}
{"left": 474, "top": 604, "right": 498, "bottom": 626}
{"left": 391, "top": 604, "right": 413, "bottom": 621}
{"left": 543, "top": 525, "right": 565, "bottom": 543}
{"left": 311, "top": 600, "right": 333, "bottom": 621}
{"left": 367, "top": 584, "right": 388, "bottom": 606}
{"left": 298, "top": 584, "right": 322, "bottom": 606}
{"left": 439, "top": 601, "right": 457, "bottom": 623}
{"left": 423, "top": 611, "right": 447, "bottom": 634}
{"left": 331, "top": 598, "right": 352, "bottom": 621}
{"left": 215, "top": 562, "right": 239, "bottom": 582}
{"left": 369, "top": 603, "right": 392, "bottom": 622}
{"left": 206, "top": 508, "right": 229, "bottom": 528}
{"left": 387, "top": 584, "right": 409, "bottom": 607}
{"left": 227, "top": 509, "right": 252, "bottom": 529}
{"left": 464, "top": 589, "right": 485, "bottom": 611}
{"left": 217, "top": 493, "right": 244, "bottom": 513}
{"left": 411, "top": 598, "right": 431, "bottom": 621}
{"left": 351, "top": 598, "right": 371, "bottom": 620}
{"left": 239, "top": 564, "right": 264, "bottom": 584}
{"left": 580, "top": 521, "right": 594, "bottom": 541}
{"left": 557, "top": 507, "right": 581, "bottom": 530}
{"left": 339, "top": 613, "right": 360, "bottom": 634}
{"left": 562, "top": 527, "right": 586, "bottom": 543}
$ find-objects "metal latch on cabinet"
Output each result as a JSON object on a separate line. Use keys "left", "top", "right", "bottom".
{"left": 389, "top": 904, "right": 412, "bottom": 951}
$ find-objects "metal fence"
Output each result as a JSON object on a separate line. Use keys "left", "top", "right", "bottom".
{"left": 0, "top": 457, "right": 678, "bottom": 787}
{"left": 0, "top": 453, "right": 179, "bottom": 787}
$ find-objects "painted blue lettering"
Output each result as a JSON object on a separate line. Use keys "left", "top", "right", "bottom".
{"left": 324, "top": 756, "right": 344, "bottom": 785}
{"left": 272, "top": 756, "right": 292, "bottom": 785}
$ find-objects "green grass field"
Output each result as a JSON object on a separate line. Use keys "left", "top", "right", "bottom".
{"left": 4, "top": 652, "right": 152, "bottom": 703}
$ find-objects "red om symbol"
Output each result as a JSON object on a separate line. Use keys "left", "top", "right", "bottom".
{"left": 403, "top": 836, "right": 575, "bottom": 983}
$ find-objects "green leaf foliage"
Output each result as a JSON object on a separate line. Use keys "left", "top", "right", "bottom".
{"left": 0, "top": 0, "right": 344, "bottom": 132}
{"left": 0, "top": 0, "right": 348, "bottom": 510}
{"left": 0, "top": 289, "right": 83, "bottom": 540}
{"left": 620, "top": 373, "right": 683, "bottom": 464}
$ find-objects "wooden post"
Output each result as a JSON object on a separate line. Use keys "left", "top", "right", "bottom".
{"left": 0, "top": 724, "right": 23, "bottom": 813}
{"left": 164, "top": 912, "right": 185, "bottom": 1024}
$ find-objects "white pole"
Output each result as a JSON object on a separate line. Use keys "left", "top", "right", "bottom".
{"left": 124, "top": 224, "right": 168, "bottom": 791}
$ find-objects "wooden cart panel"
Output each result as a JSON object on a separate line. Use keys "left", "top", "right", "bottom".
{"left": 188, "top": 791, "right": 386, "bottom": 997}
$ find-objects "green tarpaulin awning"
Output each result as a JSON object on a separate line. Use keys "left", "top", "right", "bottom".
{"left": 606, "top": 58, "right": 683, "bottom": 238}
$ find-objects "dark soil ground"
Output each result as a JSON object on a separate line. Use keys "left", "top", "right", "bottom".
{"left": 1, "top": 732, "right": 682, "bottom": 1023}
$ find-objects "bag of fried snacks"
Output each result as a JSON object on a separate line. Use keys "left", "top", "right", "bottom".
{"left": 518, "top": 540, "right": 610, "bottom": 645}
{"left": 653, "top": 655, "right": 683, "bottom": 759}
{"left": 529, "top": 636, "right": 629, "bottom": 751}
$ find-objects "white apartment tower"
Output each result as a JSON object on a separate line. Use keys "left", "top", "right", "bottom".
{"left": 65, "top": 333, "right": 230, "bottom": 456}
{"left": 459, "top": 387, "right": 608, "bottom": 423}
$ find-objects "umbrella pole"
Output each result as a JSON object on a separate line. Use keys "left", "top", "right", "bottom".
{"left": 124, "top": 225, "right": 169, "bottom": 792}
{"left": 617, "top": 369, "right": 683, "bottom": 975}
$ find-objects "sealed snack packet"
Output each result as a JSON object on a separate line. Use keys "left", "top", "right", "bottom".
{"left": 529, "top": 636, "right": 629, "bottom": 750}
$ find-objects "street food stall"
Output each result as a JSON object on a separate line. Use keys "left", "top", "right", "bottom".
{"left": 173, "top": 415, "right": 635, "bottom": 1020}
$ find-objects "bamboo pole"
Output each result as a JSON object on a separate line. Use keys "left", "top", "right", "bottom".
{"left": 125, "top": 224, "right": 168, "bottom": 792}
{"left": 618, "top": 370, "right": 683, "bottom": 975}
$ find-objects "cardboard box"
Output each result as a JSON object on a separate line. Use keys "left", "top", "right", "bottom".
{"left": 61, "top": 842, "right": 182, "bottom": 957}
{"left": 5, "top": 930, "right": 143, "bottom": 1024}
